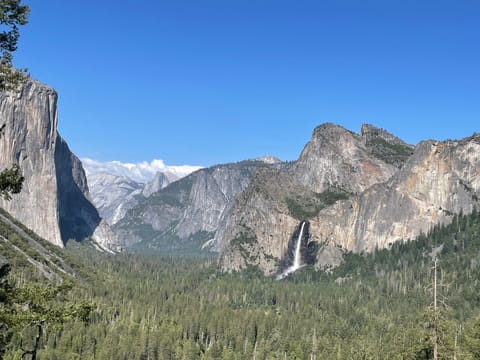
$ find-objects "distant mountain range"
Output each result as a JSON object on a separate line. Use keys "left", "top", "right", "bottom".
{"left": 81, "top": 158, "right": 202, "bottom": 183}
{"left": 113, "top": 157, "right": 283, "bottom": 251}
{"left": 82, "top": 159, "right": 202, "bottom": 225}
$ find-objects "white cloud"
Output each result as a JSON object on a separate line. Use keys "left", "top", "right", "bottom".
{"left": 81, "top": 158, "right": 202, "bottom": 183}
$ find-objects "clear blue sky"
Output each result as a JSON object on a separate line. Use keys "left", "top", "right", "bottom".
{"left": 14, "top": 0, "right": 480, "bottom": 166}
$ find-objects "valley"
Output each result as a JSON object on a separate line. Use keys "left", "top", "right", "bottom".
{"left": 3, "top": 209, "right": 480, "bottom": 358}
{"left": 2, "top": 79, "right": 480, "bottom": 359}
{"left": 1, "top": 1, "right": 480, "bottom": 358}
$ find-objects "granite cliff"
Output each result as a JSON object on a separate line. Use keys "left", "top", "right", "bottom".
{"left": 114, "top": 158, "right": 282, "bottom": 252}
{"left": 0, "top": 80, "right": 118, "bottom": 251}
{"left": 221, "top": 124, "right": 480, "bottom": 275}
{"left": 220, "top": 123, "right": 422, "bottom": 274}
{"left": 314, "top": 135, "right": 480, "bottom": 257}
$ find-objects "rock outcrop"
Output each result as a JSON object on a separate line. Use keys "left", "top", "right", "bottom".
{"left": 361, "top": 124, "right": 414, "bottom": 167}
{"left": 0, "top": 80, "right": 118, "bottom": 250}
{"left": 220, "top": 123, "right": 418, "bottom": 274}
{"left": 314, "top": 136, "right": 480, "bottom": 256}
{"left": 142, "top": 171, "right": 178, "bottom": 197}
{"left": 84, "top": 172, "right": 145, "bottom": 225}
{"left": 292, "top": 123, "right": 402, "bottom": 194}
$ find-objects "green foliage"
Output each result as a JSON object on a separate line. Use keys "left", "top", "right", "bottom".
{"left": 131, "top": 229, "right": 216, "bottom": 258}
{"left": 465, "top": 316, "right": 480, "bottom": 359}
{"left": 230, "top": 232, "right": 257, "bottom": 248}
{"left": 0, "top": 0, "right": 29, "bottom": 91}
{"left": 0, "top": 207, "right": 95, "bottom": 357}
{"left": 0, "top": 207, "right": 80, "bottom": 280}
{"left": 12, "top": 281, "right": 92, "bottom": 325}
{"left": 0, "top": 264, "right": 93, "bottom": 358}
{"left": 0, "top": 164, "right": 24, "bottom": 200}
{"left": 10, "top": 210, "right": 470, "bottom": 358}
{"left": 414, "top": 306, "right": 457, "bottom": 359}
{"left": 4, "top": 206, "right": 480, "bottom": 358}
{"left": 366, "top": 137, "right": 413, "bottom": 166}
{"left": 230, "top": 226, "right": 259, "bottom": 261}
{"left": 0, "top": 61, "right": 26, "bottom": 91}
{"left": 285, "top": 188, "right": 350, "bottom": 220}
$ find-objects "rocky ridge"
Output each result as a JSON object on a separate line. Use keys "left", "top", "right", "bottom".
{"left": 314, "top": 135, "right": 480, "bottom": 256}
{"left": 84, "top": 170, "right": 181, "bottom": 225}
{"left": 85, "top": 172, "right": 145, "bottom": 225}
{"left": 114, "top": 158, "right": 283, "bottom": 251}
{"left": 83, "top": 159, "right": 201, "bottom": 225}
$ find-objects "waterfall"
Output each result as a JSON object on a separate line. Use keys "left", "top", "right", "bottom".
{"left": 276, "top": 221, "right": 306, "bottom": 280}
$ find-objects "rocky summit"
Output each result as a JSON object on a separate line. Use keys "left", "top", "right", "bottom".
{"left": 85, "top": 172, "right": 146, "bottom": 225}
{"left": 82, "top": 159, "right": 201, "bottom": 225}
{"left": 0, "top": 80, "right": 119, "bottom": 252}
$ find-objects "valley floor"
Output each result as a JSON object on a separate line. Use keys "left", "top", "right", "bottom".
{"left": 3, "top": 211, "right": 480, "bottom": 359}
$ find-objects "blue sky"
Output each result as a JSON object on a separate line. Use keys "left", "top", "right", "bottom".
{"left": 14, "top": 0, "right": 480, "bottom": 166}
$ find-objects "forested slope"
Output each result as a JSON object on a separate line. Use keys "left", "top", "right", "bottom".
{"left": 0, "top": 208, "right": 81, "bottom": 282}
{"left": 0, "top": 208, "right": 96, "bottom": 359}
{"left": 6, "top": 211, "right": 479, "bottom": 359}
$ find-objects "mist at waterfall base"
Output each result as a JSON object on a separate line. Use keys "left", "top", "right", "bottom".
{"left": 276, "top": 222, "right": 306, "bottom": 279}
{"left": 275, "top": 221, "right": 319, "bottom": 280}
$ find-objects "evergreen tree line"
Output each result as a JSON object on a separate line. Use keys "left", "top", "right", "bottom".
{"left": 2, "top": 211, "right": 480, "bottom": 359}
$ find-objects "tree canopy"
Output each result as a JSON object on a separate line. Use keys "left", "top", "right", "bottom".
{"left": 0, "top": 164, "right": 24, "bottom": 200}
{"left": 0, "top": 263, "right": 93, "bottom": 359}
{"left": 0, "top": 0, "right": 29, "bottom": 91}
{"left": 0, "top": 1, "right": 28, "bottom": 201}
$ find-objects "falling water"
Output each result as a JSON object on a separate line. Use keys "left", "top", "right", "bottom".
{"left": 276, "top": 221, "right": 306, "bottom": 280}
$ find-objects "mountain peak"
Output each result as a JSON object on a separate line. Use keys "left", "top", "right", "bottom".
{"left": 254, "top": 156, "right": 283, "bottom": 164}
{"left": 360, "top": 124, "right": 414, "bottom": 167}
{"left": 82, "top": 158, "right": 202, "bottom": 184}
{"left": 294, "top": 122, "right": 398, "bottom": 194}
{"left": 312, "top": 123, "right": 353, "bottom": 140}
{"left": 361, "top": 124, "right": 411, "bottom": 147}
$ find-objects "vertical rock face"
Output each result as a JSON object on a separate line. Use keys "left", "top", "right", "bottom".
{"left": 142, "top": 171, "right": 178, "bottom": 197}
{"left": 0, "top": 81, "right": 63, "bottom": 246}
{"left": 220, "top": 123, "right": 415, "bottom": 274}
{"left": 219, "top": 168, "right": 305, "bottom": 273}
{"left": 54, "top": 135, "right": 104, "bottom": 242}
{"left": 0, "top": 80, "right": 118, "bottom": 250}
{"left": 292, "top": 123, "right": 401, "bottom": 194}
{"left": 221, "top": 124, "right": 480, "bottom": 275}
{"left": 315, "top": 136, "right": 480, "bottom": 255}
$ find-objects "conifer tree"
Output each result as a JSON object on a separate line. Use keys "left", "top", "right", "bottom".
{"left": 0, "top": 0, "right": 29, "bottom": 91}
{"left": 0, "top": 265, "right": 93, "bottom": 359}
{"left": 465, "top": 316, "right": 480, "bottom": 359}
{"left": 0, "top": 164, "right": 24, "bottom": 200}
